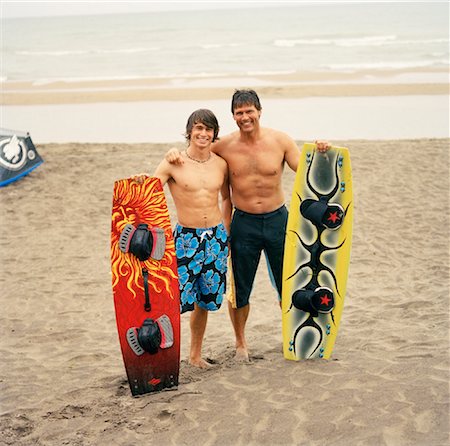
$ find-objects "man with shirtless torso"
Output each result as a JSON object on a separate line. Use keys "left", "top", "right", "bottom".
{"left": 166, "top": 91, "right": 329, "bottom": 361}
{"left": 139, "top": 109, "right": 230, "bottom": 368}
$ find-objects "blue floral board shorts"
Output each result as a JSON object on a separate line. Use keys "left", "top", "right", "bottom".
{"left": 174, "top": 223, "right": 229, "bottom": 314}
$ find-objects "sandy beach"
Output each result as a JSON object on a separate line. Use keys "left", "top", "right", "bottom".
{"left": 1, "top": 131, "right": 449, "bottom": 445}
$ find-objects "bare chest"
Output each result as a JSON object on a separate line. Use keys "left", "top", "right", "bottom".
{"left": 172, "top": 162, "right": 224, "bottom": 192}
{"left": 228, "top": 149, "right": 283, "bottom": 178}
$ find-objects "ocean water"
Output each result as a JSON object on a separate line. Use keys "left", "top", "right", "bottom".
{"left": 2, "top": 2, "right": 449, "bottom": 84}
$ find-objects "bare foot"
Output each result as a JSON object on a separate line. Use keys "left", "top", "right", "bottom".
{"left": 234, "top": 346, "right": 250, "bottom": 362}
{"left": 189, "top": 358, "right": 213, "bottom": 369}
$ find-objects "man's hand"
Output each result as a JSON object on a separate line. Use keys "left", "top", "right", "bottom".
{"left": 165, "top": 148, "right": 184, "bottom": 165}
{"left": 315, "top": 140, "right": 331, "bottom": 153}
{"left": 131, "top": 173, "right": 149, "bottom": 184}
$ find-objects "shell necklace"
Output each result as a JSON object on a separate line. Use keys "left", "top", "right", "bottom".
{"left": 186, "top": 149, "right": 211, "bottom": 164}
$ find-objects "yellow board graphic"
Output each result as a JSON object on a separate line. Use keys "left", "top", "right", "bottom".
{"left": 282, "top": 144, "right": 353, "bottom": 360}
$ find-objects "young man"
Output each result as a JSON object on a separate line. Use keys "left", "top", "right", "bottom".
{"left": 140, "top": 109, "right": 230, "bottom": 368}
{"left": 166, "top": 90, "right": 330, "bottom": 361}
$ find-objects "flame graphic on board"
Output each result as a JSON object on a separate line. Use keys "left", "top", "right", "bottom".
{"left": 111, "top": 177, "right": 177, "bottom": 300}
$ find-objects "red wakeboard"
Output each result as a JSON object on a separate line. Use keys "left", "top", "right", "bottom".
{"left": 111, "top": 177, "right": 180, "bottom": 397}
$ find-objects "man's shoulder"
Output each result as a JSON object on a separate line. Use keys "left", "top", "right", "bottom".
{"left": 266, "top": 127, "right": 299, "bottom": 148}
{"left": 259, "top": 128, "right": 299, "bottom": 159}
{"left": 262, "top": 126, "right": 292, "bottom": 140}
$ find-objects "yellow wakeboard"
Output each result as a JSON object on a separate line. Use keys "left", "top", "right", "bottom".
{"left": 282, "top": 144, "right": 353, "bottom": 360}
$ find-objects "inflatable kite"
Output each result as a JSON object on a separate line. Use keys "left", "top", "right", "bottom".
{"left": 0, "top": 128, "right": 43, "bottom": 187}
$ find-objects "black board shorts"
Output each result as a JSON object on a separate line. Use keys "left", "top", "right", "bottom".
{"left": 230, "top": 206, "right": 288, "bottom": 308}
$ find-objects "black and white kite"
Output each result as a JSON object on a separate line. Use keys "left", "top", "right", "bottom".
{"left": 0, "top": 128, "right": 43, "bottom": 187}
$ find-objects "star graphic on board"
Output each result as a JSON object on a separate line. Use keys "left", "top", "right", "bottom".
{"left": 327, "top": 211, "right": 341, "bottom": 223}
{"left": 320, "top": 295, "right": 331, "bottom": 306}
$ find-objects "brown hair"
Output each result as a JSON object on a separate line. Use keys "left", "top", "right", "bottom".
{"left": 231, "top": 89, "right": 262, "bottom": 113}
{"left": 185, "top": 109, "right": 220, "bottom": 142}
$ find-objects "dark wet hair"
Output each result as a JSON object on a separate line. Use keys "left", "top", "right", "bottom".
{"left": 231, "top": 89, "right": 262, "bottom": 113}
{"left": 185, "top": 109, "right": 220, "bottom": 142}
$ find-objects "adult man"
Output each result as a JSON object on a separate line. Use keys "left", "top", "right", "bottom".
{"left": 166, "top": 90, "right": 329, "bottom": 361}
{"left": 139, "top": 109, "right": 230, "bottom": 368}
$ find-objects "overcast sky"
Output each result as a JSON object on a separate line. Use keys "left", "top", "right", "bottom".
{"left": 1, "top": 0, "right": 426, "bottom": 19}
{"left": 2, "top": 1, "right": 283, "bottom": 18}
